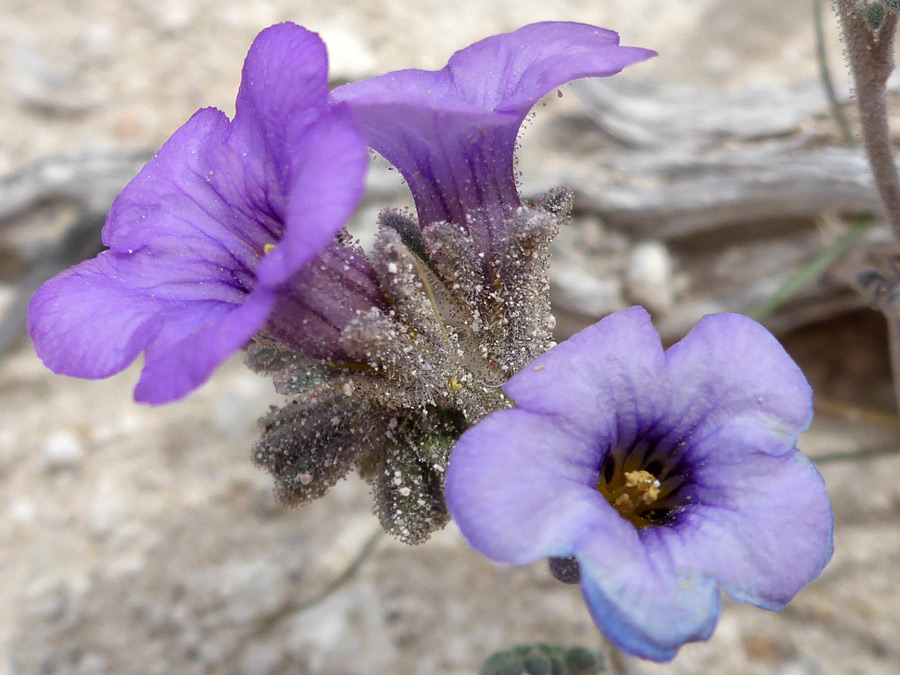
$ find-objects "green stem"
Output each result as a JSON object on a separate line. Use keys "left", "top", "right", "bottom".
{"left": 748, "top": 216, "right": 874, "bottom": 322}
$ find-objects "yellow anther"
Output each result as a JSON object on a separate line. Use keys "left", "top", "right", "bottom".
{"left": 264, "top": 243, "right": 276, "bottom": 254}
{"left": 614, "top": 494, "right": 634, "bottom": 509}
{"left": 599, "top": 468, "right": 664, "bottom": 529}
{"left": 448, "top": 376, "right": 463, "bottom": 392}
{"left": 624, "top": 470, "right": 661, "bottom": 504}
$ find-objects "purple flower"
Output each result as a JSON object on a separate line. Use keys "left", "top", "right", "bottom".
{"left": 28, "top": 23, "right": 374, "bottom": 404}
{"left": 445, "top": 307, "right": 833, "bottom": 662}
{"left": 331, "top": 22, "right": 655, "bottom": 256}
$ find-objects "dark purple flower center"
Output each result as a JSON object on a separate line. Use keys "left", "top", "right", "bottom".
{"left": 598, "top": 438, "right": 689, "bottom": 529}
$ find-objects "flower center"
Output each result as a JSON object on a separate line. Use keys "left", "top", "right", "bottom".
{"left": 598, "top": 443, "right": 686, "bottom": 529}
{"left": 598, "top": 469, "right": 661, "bottom": 528}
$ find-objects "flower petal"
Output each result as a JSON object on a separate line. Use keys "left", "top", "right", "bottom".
{"left": 102, "top": 106, "right": 277, "bottom": 276}
{"left": 29, "top": 105, "right": 272, "bottom": 403}
{"left": 256, "top": 104, "right": 368, "bottom": 287}
{"left": 265, "top": 240, "right": 385, "bottom": 360}
{"left": 578, "top": 533, "right": 720, "bottom": 662}
{"left": 28, "top": 23, "right": 369, "bottom": 401}
{"left": 651, "top": 420, "right": 834, "bottom": 609}
{"left": 134, "top": 289, "right": 275, "bottom": 403}
{"left": 663, "top": 313, "right": 813, "bottom": 450}
{"left": 108, "top": 24, "right": 358, "bottom": 290}
{"left": 332, "top": 22, "right": 654, "bottom": 236}
{"left": 234, "top": 23, "right": 329, "bottom": 169}
{"left": 443, "top": 22, "right": 656, "bottom": 114}
{"left": 27, "top": 251, "right": 273, "bottom": 403}
{"left": 503, "top": 306, "right": 665, "bottom": 444}
{"left": 336, "top": 98, "right": 517, "bottom": 248}
{"left": 28, "top": 252, "right": 167, "bottom": 380}
{"left": 445, "top": 408, "right": 620, "bottom": 564}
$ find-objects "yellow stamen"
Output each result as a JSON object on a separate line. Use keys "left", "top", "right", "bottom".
{"left": 598, "top": 468, "right": 663, "bottom": 529}
{"left": 264, "top": 243, "right": 276, "bottom": 254}
{"left": 614, "top": 494, "right": 634, "bottom": 509}
{"left": 624, "top": 470, "right": 661, "bottom": 505}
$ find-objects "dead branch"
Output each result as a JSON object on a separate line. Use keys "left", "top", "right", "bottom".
{"left": 0, "top": 77, "right": 895, "bottom": 355}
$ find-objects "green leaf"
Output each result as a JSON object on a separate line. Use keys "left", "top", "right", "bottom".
{"left": 480, "top": 644, "right": 606, "bottom": 675}
{"left": 480, "top": 651, "right": 525, "bottom": 675}
{"left": 523, "top": 652, "right": 552, "bottom": 675}
{"left": 565, "top": 647, "right": 605, "bottom": 672}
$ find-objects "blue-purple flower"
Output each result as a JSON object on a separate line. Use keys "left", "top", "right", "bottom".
{"left": 445, "top": 307, "right": 834, "bottom": 662}
{"left": 27, "top": 23, "right": 375, "bottom": 404}
{"left": 332, "top": 22, "right": 655, "bottom": 256}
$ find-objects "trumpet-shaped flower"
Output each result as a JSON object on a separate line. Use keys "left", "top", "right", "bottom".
{"left": 332, "top": 22, "right": 655, "bottom": 257}
{"left": 445, "top": 307, "right": 833, "bottom": 662}
{"left": 28, "top": 23, "right": 374, "bottom": 404}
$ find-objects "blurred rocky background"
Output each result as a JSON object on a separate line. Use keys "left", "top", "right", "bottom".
{"left": 2, "top": 1, "right": 900, "bottom": 673}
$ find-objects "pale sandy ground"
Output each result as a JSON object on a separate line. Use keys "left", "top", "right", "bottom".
{"left": 3, "top": 1, "right": 900, "bottom": 674}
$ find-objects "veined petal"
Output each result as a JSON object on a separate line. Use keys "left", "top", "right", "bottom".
{"left": 447, "top": 306, "right": 831, "bottom": 662}
{"left": 444, "top": 22, "right": 656, "bottom": 114}
{"left": 578, "top": 533, "right": 720, "bottom": 662}
{"left": 28, "top": 251, "right": 273, "bottom": 403}
{"left": 234, "top": 23, "right": 329, "bottom": 171}
{"left": 133, "top": 289, "right": 276, "bottom": 403}
{"left": 445, "top": 408, "right": 617, "bottom": 564}
{"left": 256, "top": 104, "right": 368, "bottom": 287}
{"left": 104, "top": 23, "right": 354, "bottom": 285}
{"left": 663, "top": 313, "right": 813, "bottom": 450}
{"left": 503, "top": 306, "right": 665, "bottom": 445}
{"left": 324, "top": 99, "right": 518, "bottom": 251}
{"left": 103, "top": 107, "right": 277, "bottom": 277}
{"left": 28, "top": 23, "right": 369, "bottom": 401}
{"left": 652, "top": 421, "right": 834, "bottom": 609}
{"left": 265, "top": 239, "right": 386, "bottom": 360}
{"left": 332, "top": 22, "right": 654, "bottom": 241}
{"left": 29, "top": 252, "right": 169, "bottom": 380}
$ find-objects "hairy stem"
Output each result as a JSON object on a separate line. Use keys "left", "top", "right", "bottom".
{"left": 834, "top": 1, "right": 900, "bottom": 413}
{"left": 835, "top": 0, "right": 900, "bottom": 237}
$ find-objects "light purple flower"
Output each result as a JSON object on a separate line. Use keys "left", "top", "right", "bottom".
{"left": 28, "top": 23, "right": 375, "bottom": 404}
{"left": 332, "top": 22, "right": 655, "bottom": 257}
{"left": 445, "top": 307, "right": 833, "bottom": 662}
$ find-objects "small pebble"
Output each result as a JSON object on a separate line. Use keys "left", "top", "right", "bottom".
{"left": 8, "top": 500, "right": 36, "bottom": 526}
{"left": 42, "top": 431, "right": 84, "bottom": 471}
{"left": 626, "top": 240, "right": 675, "bottom": 313}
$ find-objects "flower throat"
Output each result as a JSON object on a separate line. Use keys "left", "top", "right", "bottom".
{"left": 598, "top": 444, "right": 685, "bottom": 529}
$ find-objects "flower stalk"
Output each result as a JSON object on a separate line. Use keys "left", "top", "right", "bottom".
{"left": 833, "top": 1, "right": 900, "bottom": 411}
{"left": 835, "top": 1, "right": 900, "bottom": 236}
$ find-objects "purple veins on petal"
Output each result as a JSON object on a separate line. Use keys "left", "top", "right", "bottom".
{"left": 265, "top": 238, "right": 388, "bottom": 361}
{"left": 332, "top": 22, "right": 655, "bottom": 255}
{"left": 27, "top": 22, "right": 370, "bottom": 404}
{"left": 445, "top": 307, "right": 834, "bottom": 662}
